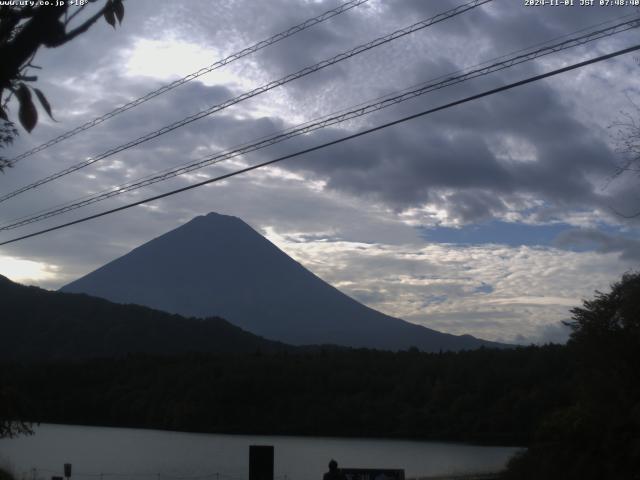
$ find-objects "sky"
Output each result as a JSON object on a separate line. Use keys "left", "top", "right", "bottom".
{"left": 1, "top": 0, "right": 640, "bottom": 344}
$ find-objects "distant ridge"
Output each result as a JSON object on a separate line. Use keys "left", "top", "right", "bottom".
{"left": 0, "top": 274, "right": 287, "bottom": 361}
{"left": 61, "top": 212, "right": 507, "bottom": 352}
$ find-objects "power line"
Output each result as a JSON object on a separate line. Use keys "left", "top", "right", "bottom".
{"left": 0, "top": 0, "right": 492, "bottom": 205}
{"left": 2, "top": 15, "right": 637, "bottom": 231}
{"left": 1, "top": 43, "right": 637, "bottom": 247}
{"left": 7, "top": 0, "right": 370, "bottom": 164}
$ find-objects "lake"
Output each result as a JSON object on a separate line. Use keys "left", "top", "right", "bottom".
{"left": 0, "top": 424, "right": 521, "bottom": 480}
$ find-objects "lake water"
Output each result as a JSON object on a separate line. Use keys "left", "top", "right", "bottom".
{"left": 0, "top": 424, "right": 521, "bottom": 480}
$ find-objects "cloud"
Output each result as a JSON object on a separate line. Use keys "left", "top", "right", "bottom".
{"left": 0, "top": 256, "right": 60, "bottom": 286}
{"left": 4, "top": 0, "right": 636, "bottom": 231}
{"left": 531, "top": 321, "right": 572, "bottom": 345}
{"left": 263, "top": 223, "right": 632, "bottom": 341}
{"left": 555, "top": 228, "right": 640, "bottom": 262}
{"left": 282, "top": 76, "right": 623, "bottom": 229}
{"left": 421, "top": 221, "right": 570, "bottom": 247}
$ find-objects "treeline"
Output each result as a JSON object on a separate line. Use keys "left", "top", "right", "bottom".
{"left": 0, "top": 274, "right": 287, "bottom": 361}
{"left": 2, "top": 345, "right": 571, "bottom": 445}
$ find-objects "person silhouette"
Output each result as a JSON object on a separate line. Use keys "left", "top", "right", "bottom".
{"left": 323, "top": 459, "right": 346, "bottom": 480}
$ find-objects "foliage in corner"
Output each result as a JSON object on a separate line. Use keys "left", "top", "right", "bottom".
{"left": 0, "top": 382, "right": 34, "bottom": 439}
{"left": 0, "top": 467, "right": 17, "bottom": 480}
{"left": 502, "top": 272, "right": 640, "bottom": 480}
{"left": 0, "top": 120, "right": 17, "bottom": 172}
{"left": 0, "top": 0, "right": 125, "bottom": 169}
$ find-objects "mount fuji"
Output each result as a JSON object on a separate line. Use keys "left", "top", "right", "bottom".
{"left": 61, "top": 212, "right": 506, "bottom": 351}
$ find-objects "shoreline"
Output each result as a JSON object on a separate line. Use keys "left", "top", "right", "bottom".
{"left": 15, "top": 421, "right": 526, "bottom": 449}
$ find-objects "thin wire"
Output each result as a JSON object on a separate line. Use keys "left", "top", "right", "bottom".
{"left": 6, "top": 6, "right": 634, "bottom": 226}
{"left": 7, "top": 0, "right": 370, "bottom": 164}
{"left": 1, "top": 12, "right": 636, "bottom": 228}
{"left": 0, "top": 0, "right": 492, "bottom": 205}
{"left": 1, "top": 43, "right": 638, "bottom": 247}
{"left": 2, "top": 16, "right": 637, "bottom": 231}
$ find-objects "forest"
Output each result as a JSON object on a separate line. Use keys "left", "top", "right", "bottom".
{"left": 1, "top": 345, "right": 571, "bottom": 445}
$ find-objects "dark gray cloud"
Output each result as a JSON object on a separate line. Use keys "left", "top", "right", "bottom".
{"left": 4, "top": 0, "right": 633, "bottom": 230}
{"left": 555, "top": 228, "right": 640, "bottom": 261}
{"left": 280, "top": 78, "right": 621, "bottom": 223}
{"left": 0, "top": 79, "right": 627, "bottom": 233}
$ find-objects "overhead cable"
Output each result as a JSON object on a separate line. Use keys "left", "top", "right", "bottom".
{"left": 0, "top": 0, "right": 492, "bottom": 205}
{"left": 1, "top": 43, "right": 638, "bottom": 247}
{"left": 2, "top": 15, "right": 638, "bottom": 231}
{"left": 7, "top": 0, "right": 370, "bottom": 164}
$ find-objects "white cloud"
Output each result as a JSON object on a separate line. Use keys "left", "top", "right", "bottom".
{"left": 0, "top": 256, "right": 60, "bottom": 287}
{"left": 263, "top": 229, "right": 631, "bottom": 342}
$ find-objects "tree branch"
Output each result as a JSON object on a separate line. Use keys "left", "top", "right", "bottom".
{"left": 64, "top": 3, "right": 88, "bottom": 27}
{"left": 0, "top": 6, "right": 67, "bottom": 87}
{"left": 54, "top": 2, "right": 110, "bottom": 45}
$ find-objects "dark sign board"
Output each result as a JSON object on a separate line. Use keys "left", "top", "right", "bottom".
{"left": 63, "top": 464, "right": 72, "bottom": 478}
{"left": 249, "top": 445, "right": 274, "bottom": 480}
{"left": 342, "top": 468, "right": 405, "bottom": 480}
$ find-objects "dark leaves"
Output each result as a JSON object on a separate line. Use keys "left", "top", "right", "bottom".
{"left": 0, "top": 120, "right": 17, "bottom": 173}
{"left": 0, "top": 120, "right": 18, "bottom": 145}
{"left": 103, "top": 1, "right": 116, "bottom": 28}
{"left": 103, "top": 0, "right": 124, "bottom": 29}
{"left": 34, "top": 88, "right": 55, "bottom": 121}
{"left": 15, "top": 83, "right": 37, "bottom": 133}
{"left": 42, "top": 19, "right": 67, "bottom": 47}
{"left": 113, "top": 0, "right": 124, "bottom": 25}
{"left": 12, "top": 84, "right": 55, "bottom": 132}
{"left": 0, "top": 106, "right": 7, "bottom": 122}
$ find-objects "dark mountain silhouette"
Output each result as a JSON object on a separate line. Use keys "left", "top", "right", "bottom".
{"left": 61, "top": 212, "right": 506, "bottom": 351}
{"left": 0, "top": 274, "right": 287, "bottom": 361}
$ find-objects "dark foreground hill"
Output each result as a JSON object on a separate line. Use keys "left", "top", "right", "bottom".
{"left": 62, "top": 212, "right": 506, "bottom": 352}
{"left": 0, "top": 274, "right": 287, "bottom": 361}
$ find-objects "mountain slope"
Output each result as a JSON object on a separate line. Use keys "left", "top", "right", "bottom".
{"left": 61, "top": 212, "right": 506, "bottom": 351}
{"left": 0, "top": 274, "right": 287, "bottom": 361}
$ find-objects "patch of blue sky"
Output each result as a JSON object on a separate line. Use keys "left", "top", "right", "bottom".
{"left": 474, "top": 282, "right": 494, "bottom": 294}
